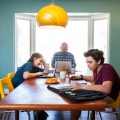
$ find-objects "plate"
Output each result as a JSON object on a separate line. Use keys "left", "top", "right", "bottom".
{"left": 45, "top": 78, "right": 59, "bottom": 84}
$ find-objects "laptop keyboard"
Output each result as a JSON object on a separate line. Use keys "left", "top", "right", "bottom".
{"left": 39, "top": 73, "right": 55, "bottom": 78}
{"left": 64, "top": 90, "right": 103, "bottom": 98}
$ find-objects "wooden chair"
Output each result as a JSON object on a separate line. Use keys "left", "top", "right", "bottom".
{"left": 99, "top": 92, "right": 120, "bottom": 120}
{"left": 0, "top": 77, "right": 31, "bottom": 120}
{"left": 87, "top": 81, "right": 120, "bottom": 120}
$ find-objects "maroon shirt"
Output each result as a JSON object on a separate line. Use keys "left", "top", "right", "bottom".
{"left": 93, "top": 64, "right": 120, "bottom": 100}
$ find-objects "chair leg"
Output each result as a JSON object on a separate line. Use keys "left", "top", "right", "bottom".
{"left": 5, "top": 112, "right": 11, "bottom": 120}
{"left": 0, "top": 112, "right": 4, "bottom": 120}
{"left": 20, "top": 110, "right": 31, "bottom": 120}
{"left": 0, "top": 111, "right": 12, "bottom": 120}
{"left": 7, "top": 112, "right": 11, "bottom": 120}
{"left": 35, "top": 111, "right": 39, "bottom": 120}
{"left": 90, "top": 111, "right": 95, "bottom": 120}
{"left": 87, "top": 111, "right": 90, "bottom": 120}
{"left": 98, "top": 112, "right": 103, "bottom": 120}
{"left": 112, "top": 109, "right": 119, "bottom": 120}
{"left": 71, "top": 110, "right": 81, "bottom": 120}
{"left": 26, "top": 110, "right": 31, "bottom": 120}
{"left": 4, "top": 112, "right": 8, "bottom": 120}
{"left": 102, "top": 109, "right": 120, "bottom": 120}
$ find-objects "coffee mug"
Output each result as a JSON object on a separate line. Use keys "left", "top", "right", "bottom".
{"left": 71, "top": 68, "right": 75, "bottom": 74}
{"left": 60, "top": 71, "right": 66, "bottom": 80}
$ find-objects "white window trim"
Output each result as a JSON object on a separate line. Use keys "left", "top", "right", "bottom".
{"left": 14, "top": 14, "right": 36, "bottom": 71}
{"left": 14, "top": 13, "right": 110, "bottom": 71}
{"left": 91, "top": 13, "right": 110, "bottom": 63}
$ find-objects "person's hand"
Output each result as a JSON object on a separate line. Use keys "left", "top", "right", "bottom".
{"left": 69, "top": 82, "right": 82, "bottom": 90}
{"left": 36, "top": 72, "right": 44, "bottom": 76}
{"left": 41, "top": 58, "right": 46, "bottom": 64}
{"left": 70, "top": 75, "right": 81, "bottom": 80}
{"left": 46, "top": 63, "right": 49, "bottom": 69}
{"left": 43, "top": 63, "right": 49, "bottom": 74}
{"left": 43, "top": 70, "right": 49, "bottom": 74}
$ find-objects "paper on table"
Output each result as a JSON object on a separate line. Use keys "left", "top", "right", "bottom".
{"left": 49, "top": 83, "right": 70, "bottom": 89}
{"left": 70, "top": 80, "right": 87, "bottom": 84}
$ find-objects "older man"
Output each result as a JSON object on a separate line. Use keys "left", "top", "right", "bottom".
{"left": 51, "top": 42, "right": 76, "bottom": 68}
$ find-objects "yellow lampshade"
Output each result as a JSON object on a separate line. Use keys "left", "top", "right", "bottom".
{"left": 36, "top": 4, "right": 68, "bottom": 27}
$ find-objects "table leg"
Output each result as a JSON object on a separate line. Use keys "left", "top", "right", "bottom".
{"left": 71, "top": 110, "right": 81, "bottom": 120}
{"left": 90, "top": 111, "right": 95, "bottom": 120}
{"left": 15, "top": 110, "right": 19, "bottom": 120}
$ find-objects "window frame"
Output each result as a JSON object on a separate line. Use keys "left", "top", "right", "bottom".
{"left": 91, "top": 13, "right": 110, "bottom": 62}
{"left": 14, "top": 14, "right": 36, "bottom": 71}
{"left": 14, "top": 13, "right": 110, "bottom": 72}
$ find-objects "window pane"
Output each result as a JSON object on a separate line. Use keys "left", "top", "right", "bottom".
{"left": 16, "top": 19, "right": 30, "bottom": 68}
{"left": 36, "top": 20, "right": 88, "bottom": 74}
{"left": 94, "top": 19, "right": 108, "bottom": 62}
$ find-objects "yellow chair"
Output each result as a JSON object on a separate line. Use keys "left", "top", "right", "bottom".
{"left": 0, "top": 77, "right": 14, "bottom": 119}
{"left": 0, "top": 77, "right": 31, "bottom": 120}
{"left": 98, "top": 92, "right": 120, "bottom": 120}
{"left": 7, "top": 72, "right": 14, "bottom": 79}
{"left": 105, "top": 92, "right": 120, "bottom": 119}
{"left": 108, "top": 92, "right": 120, "bottom": 109}
{"left": 0, "top": 77, "right": 14, "bottom": 99}
{"left": 87, "top": 81, "right": 120, "bottom": 120}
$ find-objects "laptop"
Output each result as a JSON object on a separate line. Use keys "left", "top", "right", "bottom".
{"left": 47, "top": 85, "right": 106, "bottom": 102}
{"left": 38, "top": 72, "right": 55, "bottom": 78}
{"left": 55, "top": 61, "right": 72, "bottom": 73}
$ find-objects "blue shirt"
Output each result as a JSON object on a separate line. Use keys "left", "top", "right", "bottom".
{"left": 51, "top": 52, "right": 76, "bottom": 68}
{"left": 12, "top": 62, "right": 44, "bottom": 88}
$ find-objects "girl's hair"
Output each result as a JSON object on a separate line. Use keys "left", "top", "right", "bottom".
{"left": 84, "top": 49, "right": 105, "bottom": 65}
{"left": 28, "top": 53, "right": 43, "bottom": 62}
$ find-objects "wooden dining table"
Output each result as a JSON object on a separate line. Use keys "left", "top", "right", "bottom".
{"left": 0, "top": 77, "right": 109, "bottom": 120}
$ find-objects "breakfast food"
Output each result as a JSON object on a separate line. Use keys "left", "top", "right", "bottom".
{"left": 46, "top": 78, "right": 59, "bottom": 84}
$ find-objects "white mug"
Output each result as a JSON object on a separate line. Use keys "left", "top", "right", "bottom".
{"left": 71, "top": 68, "right": 75, "bottom": 74}
{"left": 60, "top": 71, "right": 66, "bottom": 80}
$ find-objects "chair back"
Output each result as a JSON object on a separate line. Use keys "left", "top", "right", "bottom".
{"left": 7, "top": 72, "right": 14, "bottom": 79}
{"left": 108, "top": 92, "right": 120, "bottom": 108}
{"left": 0, "top": 77, "right": 14, "bottom": 99}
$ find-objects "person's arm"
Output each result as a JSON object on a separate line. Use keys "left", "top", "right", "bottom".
{"left": 41, "top": 58, "right": 49, "bottom": 74}
{"left": 23, "top": 71, "right": 44, "bottom": 79}
{"left": 23, "top": 62, "right": 44, "bottom": 79}
{"left": 70, "top": 75, "right": 94, "bottom": 82}
{"left": 70, "top": 81, "right": 112, "bottom": 94}
{"left": 83, "top": 76, "right": 94, "bottom": 82}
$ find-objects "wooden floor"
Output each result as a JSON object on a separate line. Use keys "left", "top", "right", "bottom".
{"left": 1, "top": 108, "right": 120, "bottom": 120}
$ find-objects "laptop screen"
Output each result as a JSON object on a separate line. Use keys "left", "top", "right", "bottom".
{"left": 55, "top": 61, "right": 71, "bottom": 73}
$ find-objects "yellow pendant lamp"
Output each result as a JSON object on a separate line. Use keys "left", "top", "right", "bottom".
{"left": 36, "top": 4, "right": 68, "bottom": 27}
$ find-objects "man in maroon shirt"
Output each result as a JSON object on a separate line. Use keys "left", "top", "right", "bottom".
{"left": 70, "top": 49, "right": 120, "bottom": 120}
{"left": 70, "top": 49, "right": 120, "bottom": 100}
